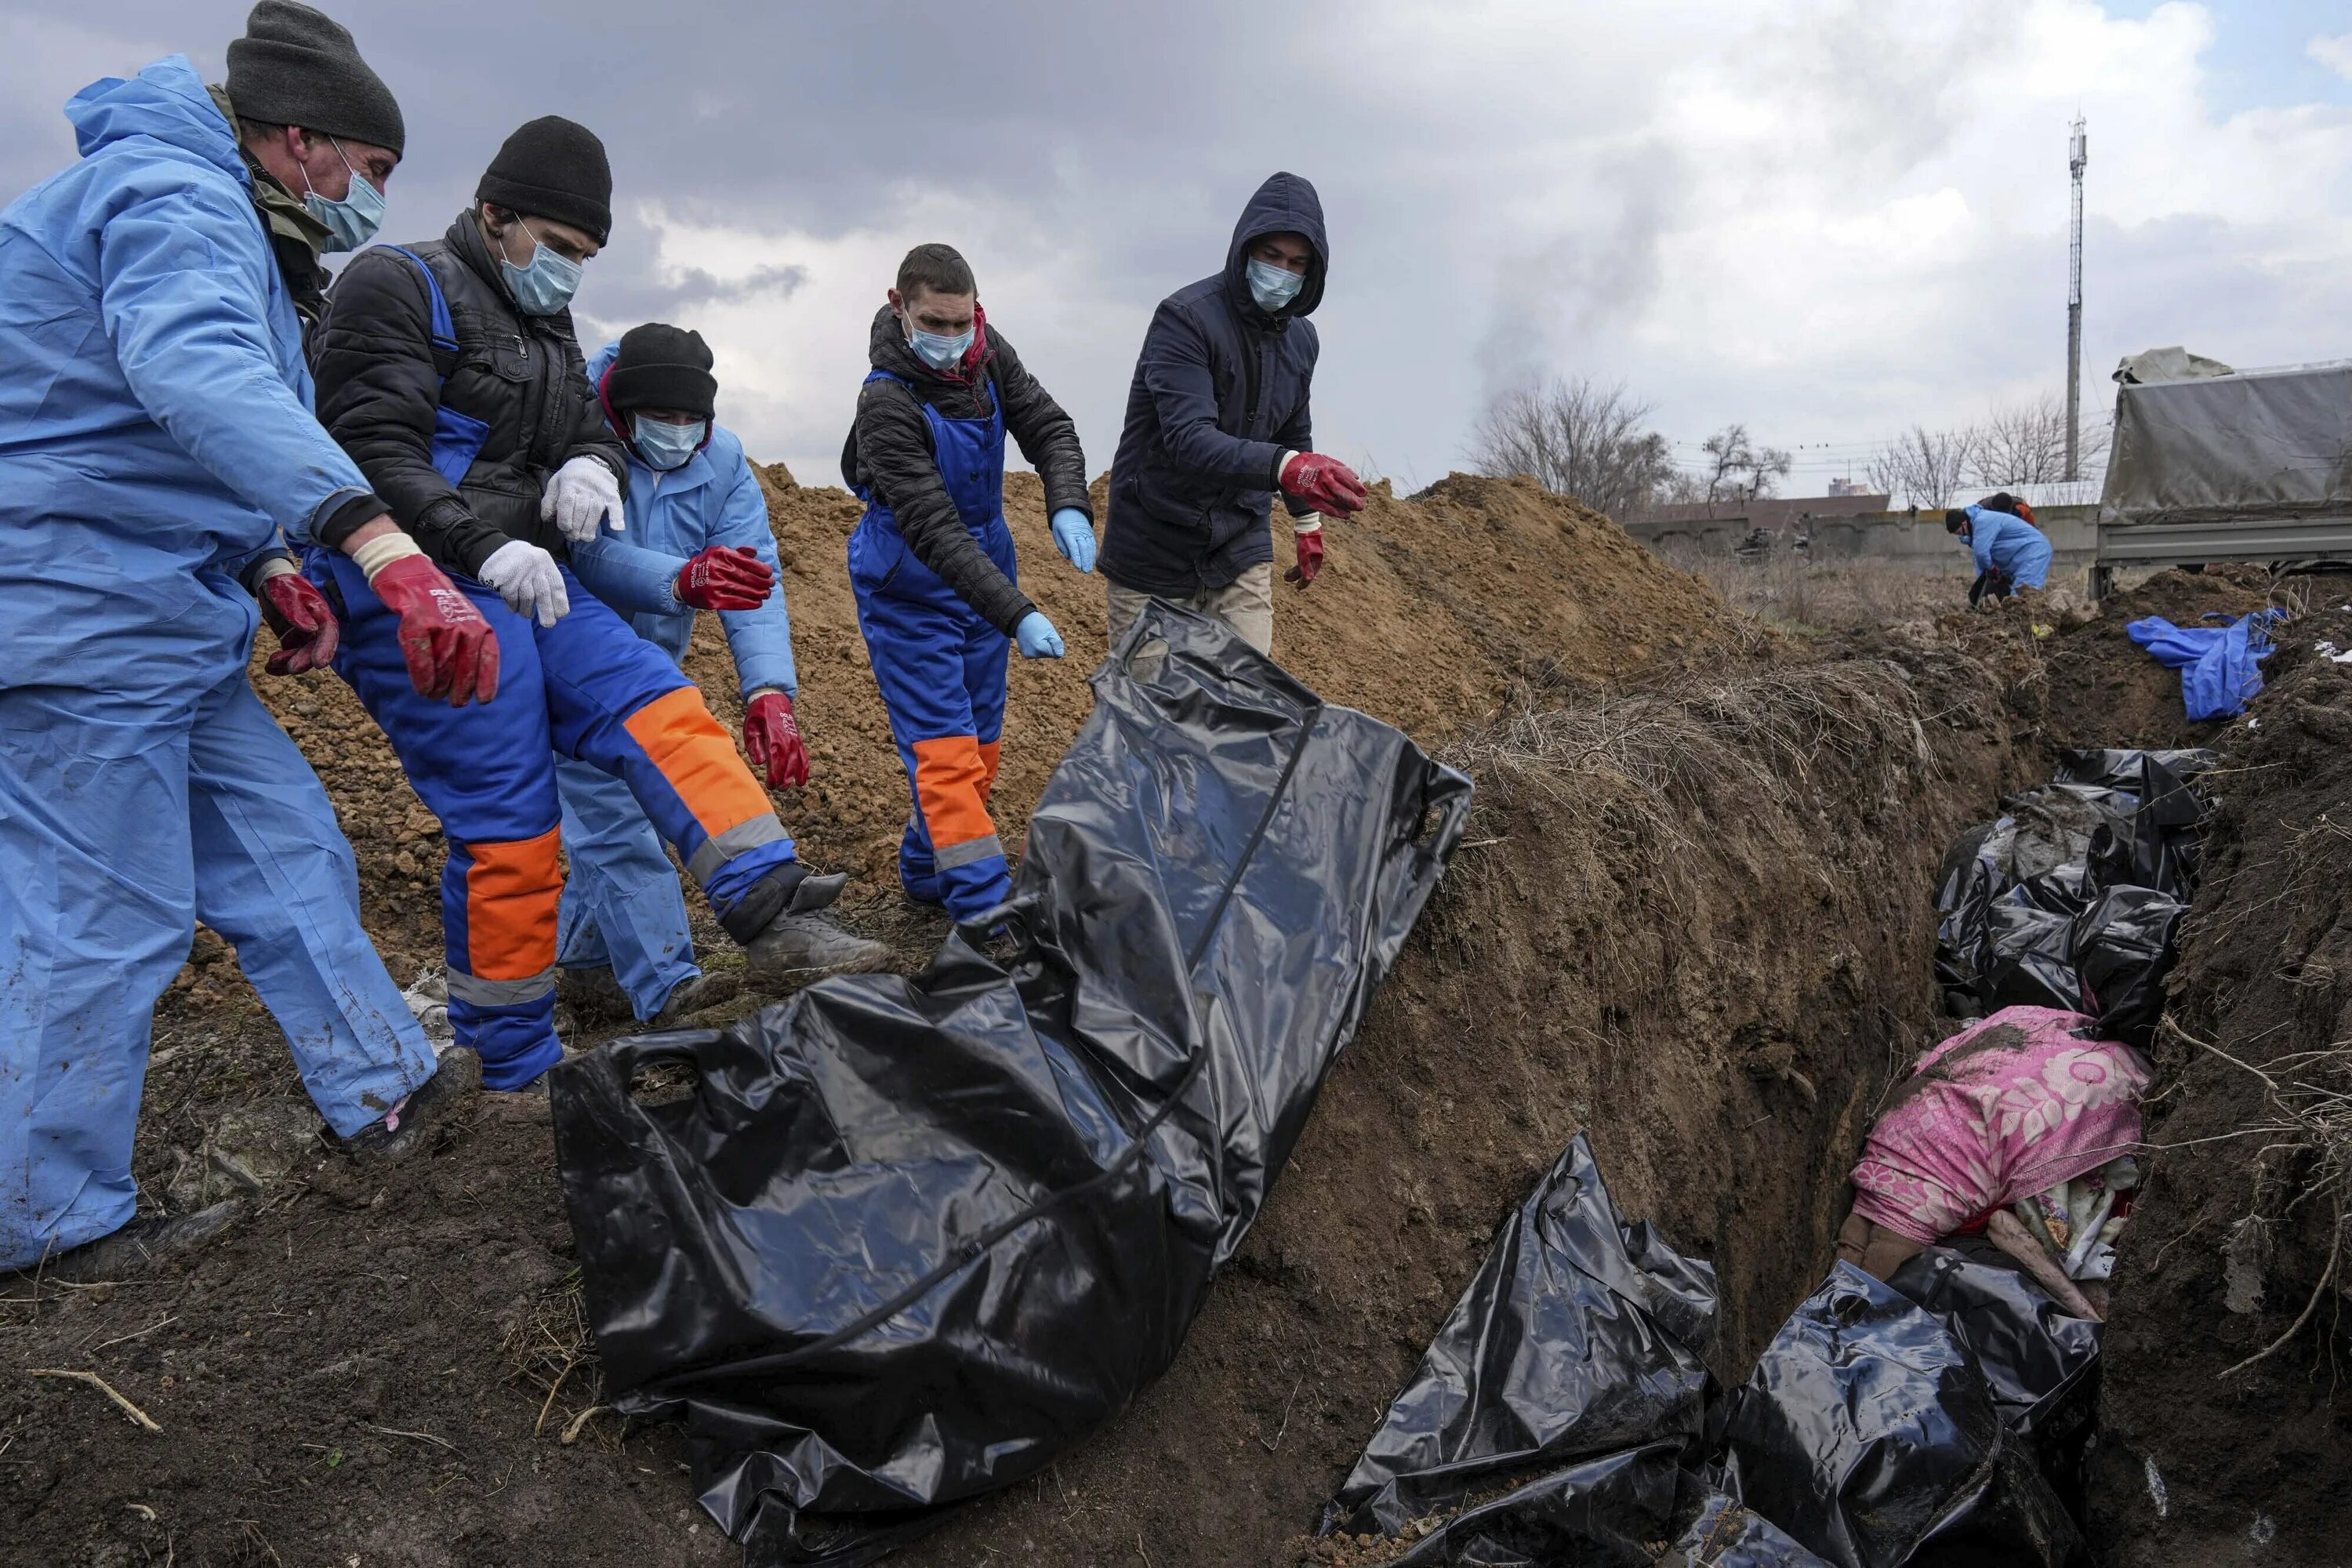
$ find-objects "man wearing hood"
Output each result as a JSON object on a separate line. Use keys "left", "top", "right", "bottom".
{"left": 0, "top": 4, "right": 493, "bottom": 1273}
{"left": 550, "top": 324, "right": 808, "bottom": 1027}
{"left": 1101, "top": 172, "right": 1368, "bottom": 655}
{"left": 1946, "top": 498, "right": 2053, "bottom": 604}
{"left": 842, "top": 243, "right": 1094, "bottom": 926}
{"left": 309, "top": 121, "right": 887, "bottom": 1094}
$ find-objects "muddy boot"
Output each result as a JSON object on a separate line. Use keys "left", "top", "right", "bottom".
{"left": 337, "top": 1047, "right": 483, "bottom": 1160}
{"left": 650, "top": 971, "right": 737, "bottom": 1025}
{"left": 24, "top": 1200, "right": 248, "bottom": 1285}
{"left": 557, "top": 964, "right": 634, "bottom": 1025}
{"left": 742, "top": 913, "right": 894, "bottom": 982}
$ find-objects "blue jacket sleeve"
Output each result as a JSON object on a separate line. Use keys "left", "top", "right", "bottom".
{"left": 1140, "top": 301, "right": 1288, "bottom": 491}
{"left": 710, "top": 452, "right": 797, "bottom": 699}
{"left": 567, "top": 530, "right": 687, "bottom": 617}
{"left": 1967, "top": 507, "right": 1999, "bottom": 574}
{"left": 96, "top": 176, "right": 375, "bottom": 546}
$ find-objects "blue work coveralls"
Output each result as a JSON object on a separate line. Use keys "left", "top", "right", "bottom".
{"left": 1965, "top": 504, "right": 2053, "bottom": 590}
{"left": 848, "top": 372, "right": 1017, "bottom": 924}
{"left": 548, "top": 342, "right": 799, "bottom": 1020}
{"left": 0, "top": 57, "right": 435, "bottom": 1267}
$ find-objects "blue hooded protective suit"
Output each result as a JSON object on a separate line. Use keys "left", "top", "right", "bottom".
{"left": 0, "top": 56, "right": 436, "bottom": 1268}
{"left": 552, "top": 341, "right": 799, "bottom": 1019}
{"left": 1963, "top": 503, "right": 2053, "bottom": 590}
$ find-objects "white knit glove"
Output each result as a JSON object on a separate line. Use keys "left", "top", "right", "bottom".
{"left": 541, "top": 455, "right": 624, "bottom": 543}
{"left": 477, "top": 539, "right": 570, "bottom": 627}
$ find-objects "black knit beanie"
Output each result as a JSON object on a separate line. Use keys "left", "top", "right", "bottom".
{"left": 477, "top": 117, "right": 612, "bottom": 245}
{"left": 224, "top": 1, "right": 404, "bottom": 154}
{"left": 607, "top": 324, "right": 717, "bottom": 418}
{"left": 1945, "top": 508, "right": 1969, "bottom": 533}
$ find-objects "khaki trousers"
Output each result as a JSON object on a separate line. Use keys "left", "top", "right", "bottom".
{"left": 1104, "top": 561, "right": 1276, "bottom": 657}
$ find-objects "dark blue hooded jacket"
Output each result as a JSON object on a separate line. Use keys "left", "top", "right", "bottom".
{"left": 1102, "top": 172, "right": 1325, "bottom": 596}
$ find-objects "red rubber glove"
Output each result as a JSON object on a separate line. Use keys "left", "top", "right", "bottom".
{"left": 1278, "top": 452, "right": 1369, "bottom": 518}
{"left": 742, "top": 690, "right": 810, "bottom": 789}
{"left": 369, "top": 554, "right": 499, "bottom": 706}
{"left": 256, "top": 568, "right": 339, "bottom": 674}
{"left": 1286, "top": 525, "right": 1326, "bottom": 590}
{"left": 677, "top": 546, "right": 774, "bottom": 612}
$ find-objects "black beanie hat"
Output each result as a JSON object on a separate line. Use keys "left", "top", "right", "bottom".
{"left": 477, "top": 117, "right": 612, "bottom": 245}
{"left": 224, "top": 1, "right": 404, "bottom": 154}
{"left": 608, "top": 324, "right": 717, "bottom": 418}
{"left": 1944, "top": 508, "right": 1969, "bottom": 532}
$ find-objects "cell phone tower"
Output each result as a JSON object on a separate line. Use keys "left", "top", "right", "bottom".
{"left": 2066, "top": 115, "right": 2086, "bottom": 482}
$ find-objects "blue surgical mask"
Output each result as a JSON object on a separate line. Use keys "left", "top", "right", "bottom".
{"left": 632, "top": 414, "right": 706, "bottom": 471}
{"left": 499, "top": 223, "right": 585, "bottom": 316}
{"left": 907, "top": 321, "right": 974, "bottom": 371}
{"left": 299, "top": 137, "right": 384, "bottom": 253}
{"left": 1247, "top": 256, "right": 1305, "bottom": 314}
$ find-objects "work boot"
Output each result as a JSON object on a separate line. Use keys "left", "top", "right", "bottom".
{"left": 337, "top": 1047, "right": 483, "bottom": 1160}
{"left": 19, "top": 1200, "right": 247, "bottom": 1285}
{"left": 649, "top": 971, "right": 736, "bottom": 1026}
{"left": 742, "top": 913, "right": 894, "bottom": 982}
{"left": 557, "top": 964, "right": 634, "bottom": 1025}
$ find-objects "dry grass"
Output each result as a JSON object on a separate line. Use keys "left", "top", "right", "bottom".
{"left": 1659, "top": 547, "right": 1959, "bottom": 633}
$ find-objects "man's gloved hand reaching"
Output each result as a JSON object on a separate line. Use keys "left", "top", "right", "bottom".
{"left": 1286, "top": 522, "right": 1326, "bottom": 591}
{"left": 253, "top": 559, "right": 339, "bottom": 673}
{"left": 1049, "top": 507, "right": 1096, "bottom": 572}
{"left": 477, "top": 538, "right": 570, "bottom": 627}
{"left": 541, "top": 455, "right": 625, "bottom": 543}
{"left": 742, "top": 689, "right": 810, "bottom": 789}
{"left": 676, "top": 545, "right": 773, "bottom": 611}
{"left": 1014, "top": 610, "right": 1065, "bottom": 659}
{"left": 1278, "top": 451, "right": 1368, "bottom": 519}
{"left": 349, "top": 531, "right": 498, "bottom": 706}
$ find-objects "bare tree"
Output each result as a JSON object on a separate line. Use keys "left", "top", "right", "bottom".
{"left": 1867, "top": 425, "right": 1977, "bottom": 509}
{"left": 1969, "top": 391, "right": 2109, "bottom": 486}
{"left": 1696, "top": 424, "right": 1793, "bottom": 504}
{"left": 1468, "top": 377, "right": 1679, "bottom": 520}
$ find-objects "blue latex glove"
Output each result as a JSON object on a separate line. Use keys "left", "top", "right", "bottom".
{"left": 1049, "top": 507, "right": 1097, "bottom": 573}
{"left": 1014, "top": 611, "right": 1065, "bottom": 659}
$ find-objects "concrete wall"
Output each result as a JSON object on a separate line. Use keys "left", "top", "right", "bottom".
{"left": 1623, "top": 504, "right": 2098, "bottom": 583}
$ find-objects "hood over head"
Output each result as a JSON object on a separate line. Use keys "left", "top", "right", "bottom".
{"left": 1224, "top": 170, "right": 1327, "bottom": 323}
{"left": 66, "top": 56, "right": 244, "bottom": 182}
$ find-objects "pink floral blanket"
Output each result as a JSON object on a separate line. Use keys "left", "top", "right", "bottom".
{"left": 1850, "top": 1006, "right": 2152, "bottom": 1244}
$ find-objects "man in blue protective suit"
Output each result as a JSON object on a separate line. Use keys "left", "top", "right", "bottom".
{"left": 842, "top": 243, "right": 1095, "bottom": 926}
{"left": 311, "top": 121, "right": 888, "bottom": 1093}
{"left": 0, "top": 5, "right": 497, "bottom": 1276}
{"left": 1947, "top": 500, "right": 2053, "bottom": 603}
{"left": 550, "top": 324, "right": 812, "bottom": 1025}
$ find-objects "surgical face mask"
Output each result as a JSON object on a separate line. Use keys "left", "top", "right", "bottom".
{"left": 498, "top": 223, "right": 585, "bottom": 316}
{"left": 1247, "top": 256, "right": 1305, "bottom": 314}
{"left": 632, "top": 414, "right": 706, "bottom": 470}
{"left": 299, "top": 137, "right": 385, "bottom": 253}
{"left": 906, "top": 319, "right": 974, "bottom": 372}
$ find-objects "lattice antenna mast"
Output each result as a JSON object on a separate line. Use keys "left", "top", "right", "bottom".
{"left": 2067, "top": 116, "right": 2087, "bottom": 482}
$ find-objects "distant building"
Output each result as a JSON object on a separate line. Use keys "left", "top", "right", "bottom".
{"left": 1827, "top": 477, "right": 1869, "bottom": 497}
{"left": 1622, "top": 492, "right": 1893, "bottom": 531}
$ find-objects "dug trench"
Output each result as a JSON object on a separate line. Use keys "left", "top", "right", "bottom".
{"left": 0, "top": 463, "right": 2323, "bottom": 1565}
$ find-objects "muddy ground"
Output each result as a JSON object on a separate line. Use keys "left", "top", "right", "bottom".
{"left": 2, "top": 463, "right": 2337, "bottom": 1568}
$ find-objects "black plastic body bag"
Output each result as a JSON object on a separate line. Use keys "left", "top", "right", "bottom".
{"left": 549, "top": 602, "right": 1472, "bottom": 1565}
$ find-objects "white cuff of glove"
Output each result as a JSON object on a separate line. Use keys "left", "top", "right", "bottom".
{"left": 1278, "top": 449, "right": 1303, "bottom": 489}
{"left": 479, "top": 538, "right": 570, "bottom": 627}
{"left": 1294, "top": 518, "right": 1323, "bottom": 536}
{"left": 543, "top": 456, "right": 625, "bottom": 543}
{"left": 349, "top": 531, "right": 425, "bottom": 585}
{"left": 251, "top": 555, "right": 299, "bottom": 583}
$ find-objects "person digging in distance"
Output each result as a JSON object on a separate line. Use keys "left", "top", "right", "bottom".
{"left": 841, "top": 242, "right": 1094, "bottom": 927}
{"left": 308, "top": 115, "right": 887, "bottom": 1095}
{"left": 1947, "top": 499, "right": 2053, "bottom": 608}
{"left": 1101, "top": 171, "right": 1367, "bottom": 654}
{"left": 0, "top": 1, "right": 485, "bottom": 1279}
{"left": 548, "top": 324, "right": 815, "bottom": 1028}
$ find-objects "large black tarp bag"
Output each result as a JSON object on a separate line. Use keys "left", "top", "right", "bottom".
{"left": 1317, "top": 1133, "right": 1719, "bottom": 1545}
{"left": 1662, "top": 1486, "right": 1834, "bottom": 1568}
{"left": 1889, "top": 1240, "right": 2103, "bottom": 1517}
{"left": 1717, "top": 1265, "right": 2085, "bottom": 1568}
{"left": 550, "top": 603, "right": 1472, "bottom": 1566}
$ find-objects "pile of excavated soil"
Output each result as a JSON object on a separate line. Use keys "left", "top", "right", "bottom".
{"left": 2085, "top": 604, "right": 2352, "bottom": 1566}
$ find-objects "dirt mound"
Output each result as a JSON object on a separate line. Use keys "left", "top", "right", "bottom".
{"left": 2085, "top": 605, "right": 2352, "bottom": 1564}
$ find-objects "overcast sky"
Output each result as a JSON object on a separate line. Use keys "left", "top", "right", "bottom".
{"left": 6, "top": 0, "right": 2348, "bottom": 495}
